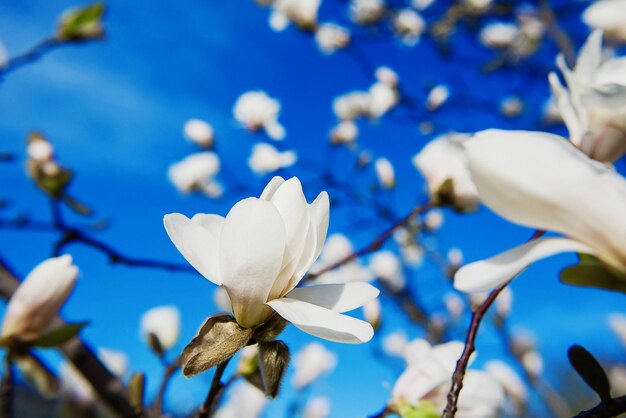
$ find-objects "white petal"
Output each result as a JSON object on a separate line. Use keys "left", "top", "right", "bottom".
{"left": 286, "top": 283, "right": 379, "bottom": 313}
{"left": 260, "top": 176, "right": 286, "bottom": 201}
{"left": 454, "top": 237, "right": 596, "bottom": 293}
{"left": 191, "top": 213, "right": 224, "bottom": 236}
{"left": 267, "top": 298, "right": 374, "bottom": 343}
{"left": 548, "top": 72, "right": 584, "bottom": 145}
{"left": 575, "top": 29, "right": 604, "bottom": 80}
{"left": 219, "top": 198, "right": 286, "bottom": 328}
{"left": 164, "top": 213, "right": 221, "bottom": 285}
{"left": 309, "top": 191, "right": 330, "bottom": 264}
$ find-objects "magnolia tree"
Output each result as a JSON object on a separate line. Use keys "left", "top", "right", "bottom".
{"left": 1, "top": 0, "right": 626, "bottom": 417}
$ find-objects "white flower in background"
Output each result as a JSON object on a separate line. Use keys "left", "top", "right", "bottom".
{"left": 369, "top": 251, "right": 405, "bottom": 291}
{"left": 214, "top": 381, "right": 267, "bottom": 418}
{"left": 363, "top": 297, "right": 381, "bottom": 329}
{"left": 165, "top": 177, "right": 379, "bottom": 343}
{"left": 214, "top": 287, "right": 233, "bottom": 312}
{"left": 168, "top": 152, "right": 221, "bottom": 193}
{"left": 248, "top": 142, "right": 297, "bottom": 175}
{"left": 315, "top": 23, "right": 350, "bottom": 54}
{"left": 500, "top": 95, "right": 523, "bottom": 117}
{"left": 423, "top": 208, "right": 444, "bottom": 231}
{"left": 485, "top": 361, "right": 528, "bottom": 408}
{"left": 333, "top": 91, "right": 371, "bottom": 120}
{"left": 444, "top": 293, "right": 464, "bottom": 321}
{"left": 2, "top": 255, "right": 78, "bottom": 341}
{"left": 608, "top": 313, "right": 626, "bottom": 346}
{"left": 391, "top": 340, "right": 504, "bottom": 417}
{"left": 316, "top": 233, "right": 353, "bottom": 265}
{"left": 27, "top": 136, "right": 54, "bottom": 162}
{"left": 140, "top": 305, "right": 181, "bottom": 350}
{"left": 426, "top": 85, "right": 450, "bottom": 111}
{"left": 292, "top": 342, "right": 337, "bottom": 389}
{"left": 99, "top": 348, "right": 129, "bottom": 379}
{"left": 463, "top": 0, "right": 492, "bottom": 13}
{"left": 495, "top": 286, "right": 513, "bottom": 318}
{"left": 236, "top": 345, "right": 259, "bottom": 375}
{"left": 304, "top": 396, "right": 331, "bottom": 418}
{"left": 583, "top": 0, "right": 626, "bottom": 43}
{"left": 454, "top": 130, "right": 626, "bottom": 293}
{"left": 271, "top": 0, "right": 321, "bottom": 31}
{"left": 393, "top": 9, "right": 426, "bottom": 46}
{"left": 183, "top": 119, "right": 214, "bottom": 148}
{"left": 233, "top": 91, "right": 286, "bottom": 140}
{"left": 311, "top": 233, "right": 374, "bottom": 284}
{"left": 542, "top": 97, "right": 563, "bottom": 124}
{"left": 412, "top": 0, "right": 436, "bottom": 11}
{"left": 480, "top": 22, "right": 519, "bottom": 49}
{"left": 521, "top": 350, "right": 543, "bottom": 378}
{"left": 330, "top": 120, "right": 359, "bottom": 144}
{"left": 350, "top": 0, "right": 386, "bottom": 25}
{"left": 412, "top": 133, "right": 479, "bottom": 212}
{"left": 549, "top": 30, "right": 626, "bottom": 162}
{"left": 369, "top": 82, "right": 399, "bottom": 118}
{"left": 374, "top": 157, "right": 395, "bottom": 189}
{"left": 375, "top": 66, "right": 399, "bottom": 88}
{"left": 200, "top": 180, "right": 224, "bottom": 199}
{"left": 382, "top": 331, "right": 409, "bottom": 358}
{"left": 447, "top": 248, "right": 464, "bottom": 267}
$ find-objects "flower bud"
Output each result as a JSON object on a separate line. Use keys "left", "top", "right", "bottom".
{"left": 426, "top": 85, "right": 449, "bottom": 111}
{"left": 184, "top": 119, "right": 214, "bottom": 148}
{"left": 374, "top": 157, "right": 395, "bottom": 189}
{"left": 140, "top": 306, "right": 181, "bottom": 351}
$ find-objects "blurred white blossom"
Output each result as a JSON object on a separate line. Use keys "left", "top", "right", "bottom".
{"left": 248, "top": 142, "right": 297, "bottom": 174}
{"left": 168, "top": 152, "right": 221, "bottom": 194}
{"left": 393, "top": 9, "right": 426, "bottom": 45}
{"left": 500, "top": 96, "right": 523, "bottom": 117}
{"left": 233, "top": 91, "right": 286, "bottom": 140}
{"left": 374, "top": 157, "right": 395, "bottom": 189}
{"left": 270, "top": 0, "right": 320, "bottom": 31}
{"left": 369, "top": 251, "right": 406, "bottom": 291}
{"left": 350, "top": 0, "right": 386, "bottom": 25}
{"left": 183, "top": 119, "right": 214, "bottom": 148}
{"left": 140, "top": 305, "right": 181, "bottom": 350}
{"left": 426, "top": 85, "right": 450, "bottom": 111}
{"left": 315, "top": 23, "right": 350, "bottom": 54}
{"left": 330, "top": 120, "right": 359, "bottom": 144}
{"left": 214, "top": 381, "right": 267, "bottom": 418}
{"left": 583, "top": 0, "right": 626, "bottom": 42}
{"left": 480, "top": 22, "right": 519, "bottom": 49}
{"left": 304, "top": 396, "right": 331, "bottom": 418}
{"left": 382, "top": 331, "right": 409, "bottom": 358}
{"left": 609, "top": 313, "right": 626, "bottom": 346}
{"left": 292, "top": 342, "right": 338, "bottom": 389}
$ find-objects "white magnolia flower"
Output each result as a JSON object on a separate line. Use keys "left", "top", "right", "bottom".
{"left": 485, "top": 361, "right": 528, "bottom": 406}
{"left": 292, "top": 342, "right": 337, "bottom": 388}
{"left": 480, "top": 22, "right": 519, "bottom": 49}
{"left": 140, "top": 305, "right": 181, "bottom": 350}
{"left": 330, "top": 120, "right": 359, "bottom": 144}
{"left": 183, "top": 119, "right": 214, "bottom": 148}
{"left": 382, "top": 331, "right": 409, "bottom": 358}
{"left": 369, "top": 82, "right": 399, "bottom": 118}
{"left": 27, "top": 137, "right": 54, "bottom": 162}
{"left": 444, "top": 293, "right": 464, "bottom": 321}
{"left": 495, "top": 287, "right": 513, "bottom": 318}
{"left": 391, "top": 340, "right": 504, "bottom": 417}
{"left": 333, "top": 91, "right": 372, "bottom": 120}
{"left": 423, "top": 208, "right": 444, "bottom": 231}
{"left": 521, "top": 350, "right": 543, "bottom": 378}
{"left": 447, "top": 248, "right": 464, "bottom": 267}
{"left": 164, "top": 177, "right": 379, "bottom": 343}
{"left": 583, "top": 0, "right": 626, "bottom": 43}
{"left": 609, "top": 313, "right": 626, "bottom": 347}
{"left": 549, "top": 30, "right": 626, "bottom": 162}
{"left": 233, "top": 91, "right": 286, "bottom": 140}
{"left": 412, "top": 133, "right": 479, "bottom": 212}
{"left": 214, "top": 287, "right": 233, "bottom": 312}
{"left": 426, "top": 85, "right": 450, "bottom": 111}
{"left": 2, "top": 255, "right": 78, "bottom": 340}
{"left": 363, "top": 297, "right": 381, "bottom": 329}
{"left": 412, "top": 0, "right": 435, "bottom": 11}
{"left": 214, "top": 381, "right": 267, "bottom": 418}
{"left": 168, "top": 152, "right": 221, "bottom": 193}
{"left": 369, "top": 251, "right": 405, "bottom": 291}
{"left": 271, "top": 0, "right": 321, "bottom": 31}
{"left": 393, "top": 9, "right": 426, "bottom": 45}
{"left": 454, "top": 129, "right": 626, "bottom": 293}
{"left": 350, "top": 0, "right": 386, "bottom": 25}
{"left": 248, "top": 142, "right": 297, "bottom": 174}
{"left": 304, "top": 396, "right": 331, "bottom": 418}
{"left": 374, "top": 157, "right": 395, "bottom": 189}
{"left": 500, "top": 96, "right": 523, "bottom": 117}
{"left": 99, "top": 348, "right": 129, "bottom": 379}
{"left": 312, "top": 234, "right": 374, "bottom": 284}
{"left": 315, "top": 23, "right": 350, "bottom": 54}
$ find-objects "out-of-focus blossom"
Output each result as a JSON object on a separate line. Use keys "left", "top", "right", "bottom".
{"left": 292, "top": 342, "right": 338, "bottom": 389}
{"left": 350, "top": 0, "right": 386, "bottom": 25}
{"left": 184, "top": 119, "right": 214, "bottom": 148}
{"left": 426, "top": 85, "right": 450, "bottom": 111}
{"left": 270, "top": 0, "right": 320, "bottom": 31}
{"left": 233, "top": 91, "right": 286, "bottom": 140}
{"left": 454, "top": 130, "right": 626, "bottom": 293}
{"left": 609, "top": 365, "right": 626, "bottom": 394}
{"left": 27, "top": 136, "right": 54, "bottom": 162}
{"left": 423, "top": 208, "right": 444, "bottom": 231}
{"left": 369, "top": 251, "right": 406, "bottom": 291}
{"left": 413, "top": 133, "right": 478, "bottom": 212}
{"left": 165, "top": 177, "right": 379, "bottom": 343}
{"left": 99, "top": 348, "right": 129, "bottom": 379}
{"left": 311, "top": 233, "right": 374, "bottom": 284}
{"left": 444, "top": 293, "right": 464, "bottom": 321}
{"left": 214, "top": 381, "right": 267, "bottom": 418}
{"left": 447, "top": 248, "right": 463, "bottom": 267}
{"left": 495, "top": 287, "right": 513, "bottom": 319}
{"left": 375, "top": 67, "right": 399, "bottom": 88}
{"left": 382, "top": 331, "right": 409, "bottom": 358}
{"left": 369, "top": 82, "right": 399, "bottom": 118}
{"left": 168, "top": 152, "right": 221, "bottom": 195}
{"left": 521, "top": 350, "right": 543, "bottom": 378}
{"left": 463, "top": 0, "right": 492, "bottom": 14}
{"left": 236, "top": 345, "right": 259, "bottom": 375}
{"left": 485, "top": 361, "right": 528, "bottom": 408}
{"left": 304, "top": 396, "right": 331, "bottom": 418}
{"left": 330, "top": 120, "right": 358, "bottom": 144}
{"left": 2, "top": 255, "right": 78, "bottom": 341}
{"left": 391, "top": 340, "right": 504, "bottom": 417}
{"left": 333, "top": 91, "right": 372, "bottom": 120}
{"left": 363, "top": 297, "right": 381, "bottom": 329}
{"left": 412, "top": 0, "right": 435, "bottom": 11}
{"left": 393, "top": 9, "right": 426, "bottom": 46}
{"left": 500, "top": 96, "right": 524, "bottom": 117}
{"left": 374, "top": 157, "right": 395, "bottom": 189}
{"left": 140, "top": 306, "right": 181, "bottom": 350}
{"left": 549, "top": 30, "right": 626, "bottom": 162}
{"left": 542, "top": 97, "right": 563, "bottom": 124}
{"left": 480, "top": 22, "right": 519, "bottom": 49}
{"left": 248, "top": 142, "right": 297, "bottom": 175}
{"left": 315, "top": 23, "right": 350, "bottom": 54}
{"left": 609, "top": 313, "right": 626, "bottom": 346}
{"left": 583, "top": 0, "right": 626, "bottom": 43}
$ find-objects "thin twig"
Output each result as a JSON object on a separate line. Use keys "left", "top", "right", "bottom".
{"left": 151, "top": 360, "right": 180, "bottom": 417}
{"left": 572, "top": 394, "right": 626, "bottom": 418}
{"left": 0, "top": 38, "right": 63, "bottom": 79}
{"left": 0, "top": 355, "right": 13, "bottom": 418}
{"left": 197, "top": 359, "right": 231, "bottom": 418}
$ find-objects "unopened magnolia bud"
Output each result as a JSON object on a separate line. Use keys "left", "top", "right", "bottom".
{"left": 363, "top": 298, "right": 381, "bottom": 330}
{"left": 57, "top": 3, "right": 106, "bottom": 41}
{"left": 184, "top": 119, "right": 214, "bottom": 148}
{"left": 426, "top": 85, "right": 449, "bottom": 111}
{"left": 374, "top": 157, "right": 395, "bottom": 189}
{"left": 27, "top": 134, "right": 54, "bottom": 162}
{"left": 237, "top": 345, "right": 259, "bottom": 376}
{"left": 257, "top": 340, "right": 290, "bottom": 398}
{"left": 140, "top": 306, "right": 181, "bottom": 352}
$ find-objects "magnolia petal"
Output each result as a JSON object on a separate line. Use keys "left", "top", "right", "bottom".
{"left": 260, "top": 176, "right": 286, "bottom": 201}
{"left": 219, "top": 198, "right": 286, "bottom": 328}
{"left": 191, "top": 213, "right": 224, "bottom": 237}
{"left": 454, "top": 237, "right": 596, "bottom": 293}
{"left": 286, "top": 283, "right": 379, "bottom": 313}
{"left": 164, "top": 213, "right": 221, "bottom": 285}
{"left": 267, "top": 298, "right": 374, "bottom": 343}
{"left": 575, "top": 29, "right": 603, "bottom": 81}
{"left": 309, "top": 191, "right": 330, "bottom": 265}
{"left": 548, "top": 72, "right": 584, "bottom": 145}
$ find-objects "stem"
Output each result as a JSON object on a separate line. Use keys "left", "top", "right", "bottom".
{"left": 0, "top": 38, "right": 62, "bottom": 79}
{"left": 0, "top": 355, "right": 13, "bottom": 418}
{"left": 573, "top": 395, "right": 626, "bottom": 418}
{"left": 197, "top": 359, "right": 231, "bottom": 418}
{"left": 151, "top": 361, "right": 180, "bottom": 417}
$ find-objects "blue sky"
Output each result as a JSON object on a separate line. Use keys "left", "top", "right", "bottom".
{"left": 1, "top": 1, "right": 625, "bottom": 417}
